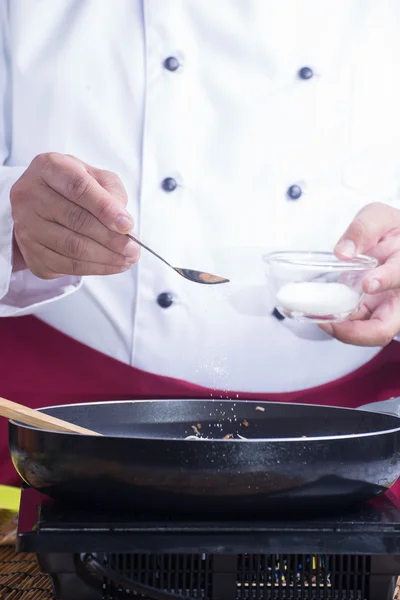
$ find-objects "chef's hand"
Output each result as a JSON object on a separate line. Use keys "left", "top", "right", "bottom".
{"left": 10, "top": 152, "right": 140, "bottom": 278}
{"left": 320, "top": 202, "right": 400, "bottom": 346}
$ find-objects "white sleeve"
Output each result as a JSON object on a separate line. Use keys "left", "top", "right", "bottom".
{"left": 0, "top": 2, "right": 82, "bottom": 317}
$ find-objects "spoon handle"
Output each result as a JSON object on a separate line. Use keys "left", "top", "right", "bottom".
{"left": 0, "top": 397, "right": 101, "bottom": 436}
{"left": 127, "top": 234, "right": 174, "bottom": 271}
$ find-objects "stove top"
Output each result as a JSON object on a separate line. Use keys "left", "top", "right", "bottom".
{"left": 16, "top": 487, "right": 400, "bottom": 600}
{"left": 17, "top": 486, "right": 400, "bottom": 555}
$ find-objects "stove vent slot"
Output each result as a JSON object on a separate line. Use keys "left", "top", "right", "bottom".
{"left": 102, "top": 553, "right": 371, "bottom": 600}
{"left": 104, "top": 553, "right": 212, "bottom": 599}
{"left": 236, "top": 554, "right": 370, "bottom": 599}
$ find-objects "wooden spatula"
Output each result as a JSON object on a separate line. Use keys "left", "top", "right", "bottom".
{"left": 0, "top": 397, "right": 102, "bottom": 436}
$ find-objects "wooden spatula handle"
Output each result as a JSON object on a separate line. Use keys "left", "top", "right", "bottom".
{"left": 0, "top": 397, "right": 101, "bottom": 436}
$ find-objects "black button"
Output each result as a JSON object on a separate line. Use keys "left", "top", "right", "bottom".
{"left": 298, "top": 66, "right": 314, "bottom": 80}
{"left": 287, "top": 185, "right": 302, "bottom": 200}
{"left": 272, "top": 308, "right": 285, "bottom": 321}
{"left": 164, "top": 56, "right": 180, "bottom": 72}
{"left": 157, "top": 292, "right": 174, "bottom": 308}
{"left": 161, "top": 177, "right": 178, "bottom": 192}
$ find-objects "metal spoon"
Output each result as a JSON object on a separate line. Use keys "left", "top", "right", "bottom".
{"left": 127, "top": 234, "right": 229, "bottom": 285}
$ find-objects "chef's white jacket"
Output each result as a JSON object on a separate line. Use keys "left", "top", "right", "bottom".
{"left": 1, "top": 0, "right": 399, "bottom": 393}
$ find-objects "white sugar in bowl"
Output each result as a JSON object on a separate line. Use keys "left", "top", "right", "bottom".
{"left": 263, "top": 251, "right": 378, "bottom": 323}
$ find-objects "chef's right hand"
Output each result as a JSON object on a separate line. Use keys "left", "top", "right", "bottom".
{"left": 10, "top": 152, "right": 140, "bottom": 278}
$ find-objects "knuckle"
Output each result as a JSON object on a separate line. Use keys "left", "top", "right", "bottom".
{"left": 66, "top": 172, "right": 93, "bottom": 202}
{"left": 66, "top": 204, "right": 93, "bottom": 233}
{"left": 10, "top": 180, "right": 20, "bottom": 199}
{"left": 98, "top": 170, "right": 127, "bottom": 200}
{"left": 370, "top": 201, "right": 385, "bottom": 211}
{"left": 96, "top": 196, "right": 115, "bottom": 221}
{"left": 11, "top": 208, "right": 23, "bottom": 232}
{"left": 70, "top": 259, "right": 82, "bottom": 276}
{"left": 99, "top": 169, "right": 121, "bottom": 186}
{"left": 14, "top": 226, "right": 30, "bottom": 248}
{"left": 349, "top": 217, "right": 368, "bottom": 241}
{"left": 64, "top": 233, "right": 87, "bottom": 259}
{"left": 29, "top": 252, "right": 54, "bottom": 279}
{"left": 370, "top": 201, "right": 388, "bottom": 214}
{"left": 359, "top": 202, "right": 398, "bottom": 228}
{"left": 28, "top": 260, "right": 57, "bottom": 280}
{"left": 33, "top": 152, "right": 63, "bottom": 174}
{"left": 27, "top": 247, "right": 64, "bottom": 279}
{"left": 357, "top": 202, "right": 385, "bottom": 218}
{"left": 10, "top": 180, "right": 26, "bottom": 207}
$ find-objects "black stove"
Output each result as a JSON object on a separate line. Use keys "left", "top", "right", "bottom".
{"left": 16, "top": 486, "right": 400, "bottom": 600}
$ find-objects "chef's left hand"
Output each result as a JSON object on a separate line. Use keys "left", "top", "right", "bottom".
{"left": 320, "top": 202, "right": 400, "bottom": 346}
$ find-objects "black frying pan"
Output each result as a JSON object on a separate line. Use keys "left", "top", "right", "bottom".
{"left": 8, "top": 399, "right": 400, "bottom": 516}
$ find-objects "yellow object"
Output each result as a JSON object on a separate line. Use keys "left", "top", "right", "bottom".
{"left": 0, "top": 485, "right": 21, "bottom": 512}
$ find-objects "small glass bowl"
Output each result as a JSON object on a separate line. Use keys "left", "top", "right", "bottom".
{"left": 263, "top": 251, "right": 378, "bottom": 323}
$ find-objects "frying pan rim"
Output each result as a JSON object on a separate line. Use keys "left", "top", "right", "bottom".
{"left": 8, "top": 399, "right": 400, "bottom": 442}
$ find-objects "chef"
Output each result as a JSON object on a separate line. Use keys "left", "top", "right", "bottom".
{"left": 1, "top": 0, "right": 400, "bottom": 487}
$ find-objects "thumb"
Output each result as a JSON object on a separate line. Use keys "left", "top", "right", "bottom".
{"left": 335, "top": 202, "right": 398, "bottom": 259}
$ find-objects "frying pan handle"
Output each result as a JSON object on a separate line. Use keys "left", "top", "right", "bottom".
{"left": 77, "top": 553, "right": 197, "bottom": 600}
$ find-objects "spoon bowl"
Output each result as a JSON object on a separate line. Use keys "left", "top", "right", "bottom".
{"left": 127, "top": 234, "right": 229, "bottom": 285}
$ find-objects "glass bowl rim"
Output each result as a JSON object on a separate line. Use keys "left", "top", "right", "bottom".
{"left": 262, "top": 251, "right": 378, "bottom": 271}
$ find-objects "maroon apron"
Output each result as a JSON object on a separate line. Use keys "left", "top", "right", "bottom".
{"left": 2, "top": 315, "right": 400, "bottom": 498}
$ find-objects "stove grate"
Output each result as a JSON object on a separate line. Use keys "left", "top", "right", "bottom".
{"left": 101, "top": 553, "right": 371, "bottom": 600}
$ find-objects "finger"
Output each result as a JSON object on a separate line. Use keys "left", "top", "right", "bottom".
{"left": 361, "top": 254, "right": 400, "bottom": 294}
{"left": 89, "top": 169, "right": 128, "bottom": 206}
{"left": 65, "top": 156, "right": 128, "bottom": 206}
{"left": 348, "top": 303, "right": 372, "bottom": 322}
{"left": 334, "top": 202, "right": 399, "bottom": 259}
{"left": 33, "top": 153, "right": 133, "bottom": 234}
{"left": 33, "top": 185, "right": 139, "bottom": 259}
{"left": 34, "top": 220, "right": 138, "bottom": 267}
{"left": 366, "top": 235, "right": 400, "bottom": 263}
{"left": 29, "top": 244, "right": 134, "bottom": 278}
{"left": 318, "top": 304, "right": 371, "bottom": 336}
{"left": 321, "top": 320, "right": 387, "bottom": 346}
{"left": 319, "top": 297, "right": 399, "bottom": 346}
